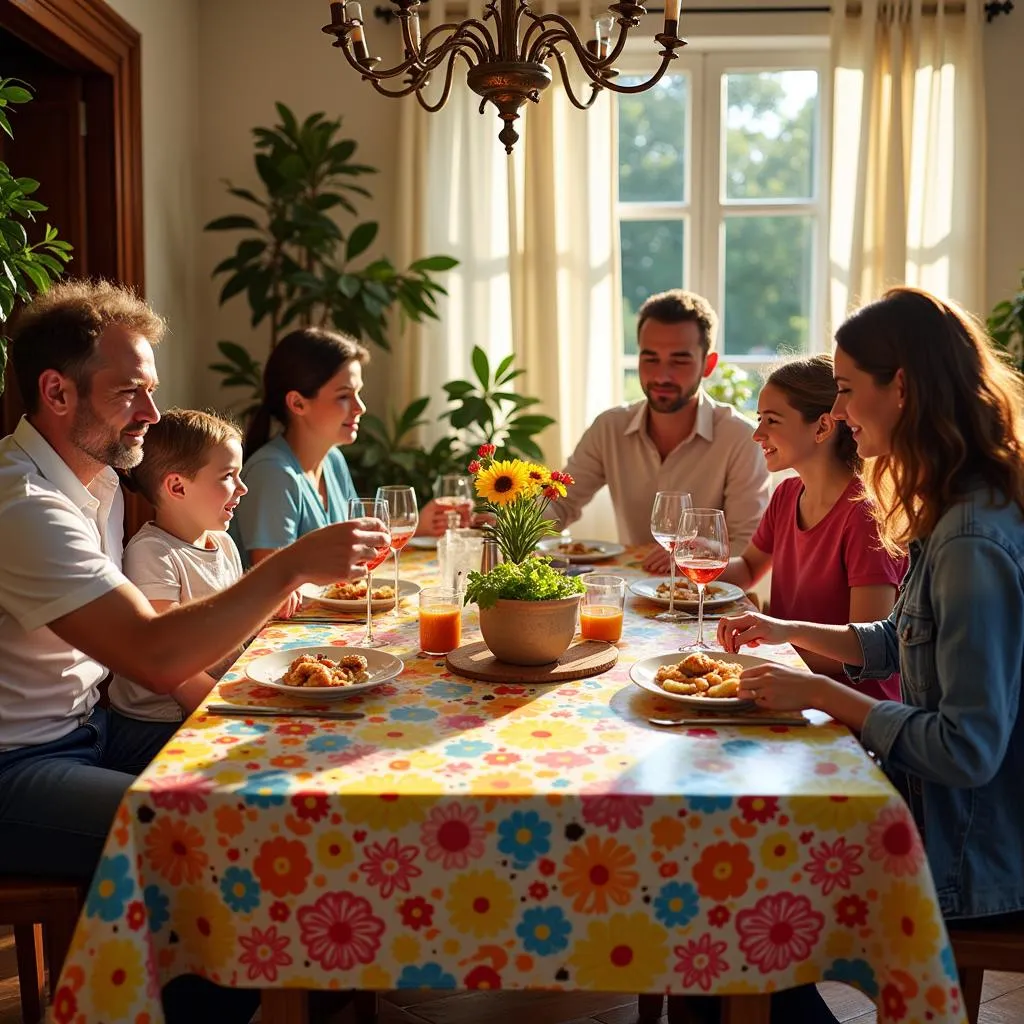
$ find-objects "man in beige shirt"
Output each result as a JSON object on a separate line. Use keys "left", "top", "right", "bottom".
{"left": 551, "top": 290, "right": 770, "bottom": 571}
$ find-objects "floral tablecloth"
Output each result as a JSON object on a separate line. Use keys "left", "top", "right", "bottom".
{"left": 55, "top": 549, "right": 965, "bottom": 1024}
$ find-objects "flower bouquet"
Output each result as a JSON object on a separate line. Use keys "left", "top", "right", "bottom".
{"left": 462, "top": 446, "right": 585, "bottom": 665}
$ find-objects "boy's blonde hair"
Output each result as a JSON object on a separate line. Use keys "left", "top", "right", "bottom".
{"left": 130, "top": 408, "right": 241, "bottom": 506}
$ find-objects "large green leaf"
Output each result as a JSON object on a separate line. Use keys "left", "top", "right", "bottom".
{"left": 206, "top": 214, "right": 260, "bottom": 232}
{"left": 346, "top": 221, "right": 378, "bottom": 262}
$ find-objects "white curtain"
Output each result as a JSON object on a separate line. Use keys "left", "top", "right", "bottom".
{"left": 396, "top": 0, "right": 620, "bottom": 477}
{"left": 828, "top": 0, "right": 987, "bottom": 329}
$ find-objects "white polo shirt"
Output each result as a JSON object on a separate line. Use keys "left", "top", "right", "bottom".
{"left": 0, "top": 418, "right": 128, "bottom": 750}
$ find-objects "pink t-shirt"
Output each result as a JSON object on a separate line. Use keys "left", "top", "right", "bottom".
{"left": 751, "top": 477, "right": 906, "bottom": 700}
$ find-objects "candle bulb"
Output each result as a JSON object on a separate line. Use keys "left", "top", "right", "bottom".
{"left": 594, "top": 15, "right": 614, "bottom": 58}
{"left": 410, "top": 10, "right": 422, "bottom": 49}
{"left": 330, "top": 1, "right": 345, "bottom": 25}
{"left": 347, "top": 1, "right": 370, "bottom": 60}
{"left": 664, "top": 0, "right": 680, "bottom": 26}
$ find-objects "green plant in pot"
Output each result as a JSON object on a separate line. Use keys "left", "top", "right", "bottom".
{"left": 987, "top": 271, "right": 1024, "bottom": 373}
{"left": 463, "top": 445, "right": 584, "bottom": 666}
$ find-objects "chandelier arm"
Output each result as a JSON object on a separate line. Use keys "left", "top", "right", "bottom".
{"left": 338, "top": 27, "right": 486, "bottom": 81}
{"left": 584, "top": 49, "right": 677, "bottom": 93}
{"left": 415, "top": 49, "right": 472, "bottom": 111}
{"left": 420, "top": 18, "right": 497, "bottom": 60}
{"left": 548, "top": 47, "right": 603, "bottom": 109}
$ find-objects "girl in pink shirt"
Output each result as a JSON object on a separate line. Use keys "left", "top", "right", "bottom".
{"left": 721, "top": 355, "right": 905, "bottom": 699}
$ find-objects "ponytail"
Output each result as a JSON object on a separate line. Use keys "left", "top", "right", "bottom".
{"left": 244, "top": 402, "right": 274, "bottom": 461}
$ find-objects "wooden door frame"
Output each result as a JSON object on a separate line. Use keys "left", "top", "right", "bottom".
{"left": 0, "top": 0, "right": 144, "bottom": 291}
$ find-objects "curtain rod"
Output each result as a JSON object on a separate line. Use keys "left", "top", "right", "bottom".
{"left": 374, "top": 0, "right": 1012, "bottom": 20}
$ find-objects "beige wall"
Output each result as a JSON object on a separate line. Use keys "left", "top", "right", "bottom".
{"left": 104, "top": 0, "right": 202, "bottom": 409}
{"left": 194, "top": 0, "right": 403, "bottom": 415}
{"left": 983, "top": 8, "right": 1024, "bottom": 309}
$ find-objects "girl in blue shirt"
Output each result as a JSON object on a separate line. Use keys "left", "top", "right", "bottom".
{"left": 230, "top": 327, "right": 367, "bottom": 569}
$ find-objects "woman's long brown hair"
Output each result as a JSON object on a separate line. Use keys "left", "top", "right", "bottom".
{"left": 834, "top": 287, "right": 1024, "bottom": 553}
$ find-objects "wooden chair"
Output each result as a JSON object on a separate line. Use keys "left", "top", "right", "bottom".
{"left": 0, "top": 877, "right": 85, "bottom": 1023}
{"left": 949, "top": 917, "right": 1024, "bottom": 1024}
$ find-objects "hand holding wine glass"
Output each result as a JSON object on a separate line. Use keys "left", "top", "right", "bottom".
{"left": 347, "top": 497, "right": 392, "bottom": 647}
{"left": 650, "top": 491, "right": 693, "bottom": 621}
{"left": 376, "top": 485, "right": 419, "bottom": 613}
{"left": 433, "top": 474, "right": 474, "bottom": 527}
{"left": 675, "top": 508, "right": 729, "bottom": 650}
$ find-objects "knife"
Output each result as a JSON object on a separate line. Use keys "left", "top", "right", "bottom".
{"left": 205, "top": 703, "right": 365, "bottom": 721}
{"left": 648, "top": 715, "right": 809, "bottom": 727}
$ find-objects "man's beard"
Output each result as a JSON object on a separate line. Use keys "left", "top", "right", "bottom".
{"left": 642, "top": 378, "right": 702, "bottom": 414}
{"left": 70, "top": 404, "right": 145, "bottom": 469}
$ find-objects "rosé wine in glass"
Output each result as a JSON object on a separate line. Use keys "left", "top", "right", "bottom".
{"left": 675, "top": 508, "right": 729, "bottom": 651}
{"left": 376, "top": 486, "right": 419, "bottom": 613}
{"left": 347, "top": 497, "right": 391, "bottom": 646}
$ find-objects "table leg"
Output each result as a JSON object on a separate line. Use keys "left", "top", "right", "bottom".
{"left": 354, "top": 990, "right": 380, "bottom": 1023}
{"left": 261, "top": 988, "right": 309, "bottom": 1024}
{"left": 638, "top": 993, "right": 665, "bottom": 1020}
{"left": 721, "top": 994, "right": 771, "bottom": 1024}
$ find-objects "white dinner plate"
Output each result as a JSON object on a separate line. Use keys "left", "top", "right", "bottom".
{"left": 246, "top": 646, "right": 404, "bottom": 700}
{"left": 628, "top": 577, "right": 746, "bottom": 611}
{"left": 630, "top": 651, "right": 785, "bottom": 710}
{"left": 407, "top": 535, "right": 438, "bottom": 550}
{"left": 535, "top": 538, "right": 626, "bottom": 563}
{"left": 300, "top": 579, "right": 422, "bottom": 613}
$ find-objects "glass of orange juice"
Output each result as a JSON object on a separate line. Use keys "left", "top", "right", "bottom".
{"left": 579, "top": 575, "right": 626, "bottom": 643}
{"left": 419, "top": 587, "right": 462, "bottom": 655}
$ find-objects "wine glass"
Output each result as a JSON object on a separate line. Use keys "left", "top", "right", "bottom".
{"left": 675, "top": 508, "right": 729, "bottom": 651}
{"left": 650, "top": 491, "right": 693, "bottom": 622}
{"left": 433, "top": 474, "right": 474, "bottom": 527}
{"left": 346, "top": 497, "right": 392, "bottom": 647}
{"left": 376, "top": 485, "right": 419, "bottom": 613}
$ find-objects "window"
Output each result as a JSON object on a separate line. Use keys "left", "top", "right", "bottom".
{"left": 617, "top": 45, "right": 830, "bottom": 402}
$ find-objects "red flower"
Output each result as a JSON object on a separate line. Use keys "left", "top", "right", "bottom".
{"left": 529, "top": 881, "right": 549, "bottom": 900}
{"left": 269, "top": 900, "right": 291, "bottom": 922}
{"left": 736, "top": 892, "right": 825, "bottom": 973}
{"left": 465, "top": 965, "right": 502, "bottom": 989}
{"left": 399, "top": 896, "right": 434, "bottom": 930}
{"left": 550, "top": 470, "right": 563, "bottom": 482}
{"left": 737, "top": 796, "right": 779, "bottom": 823}
{"left": 420, "top": 803, "right": 487, "bottom": 870}
{"left": 468, "top": 460, "right": 482, "bottom": 473}
{"left": 581, "top": 793, "right": 654, "bottom": 833}
{"left": 239, "top": 924, "right": 293, "bottom": 983}
{"left": 298, "top": 891, "right": 385, "bottom": 970}
{"left": 292, "top": 792, "right": 330, "bottom": 821}
{"left": 359, "top": 836, "right": 422, "bottom": 898}
{"left": 561, "top": 473, "right": 575, "bottom": 486}
{"left": 254, "top": 836, "right": 312, "bottom": 897}
{"left": 834, "top": 894, "right": 869, "bottom": 928}
{"left": 149, "top": 772, "right": 215, "bottom": 813}
{"left": 708, "top": 905, "right": 731, "bottom": 927}
{"left": 881, "top": 982, "right": 908, "bottom": 1020}
{"left": 867, "top": 805, "right": 925, "bottom": 877}
{"left": 477, "top": 443, "right": 496, "bottom": 458}
{"left": 673, "top": 933, "right": 729, "bottom": 990}
{"left": 543, "top": 487, "right": 559, "bottom": 499}
{"left": 803, "top": 837, "right": 864, "bottom": 896}
{"left": 126, "top": 900, "right": 146, "bottom": 931}
{"left": 275, "top": 721, "right": 315, "bottom": 736}
{"left": 52, "top": 985, "right": 77, "bottom": 1023}
{"left": 538, "top": 858, "right": 556, "bottom": 876}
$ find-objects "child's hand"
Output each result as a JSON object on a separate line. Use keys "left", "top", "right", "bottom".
{"left": 274, "top": 589, "right": 302, "bottom": 620}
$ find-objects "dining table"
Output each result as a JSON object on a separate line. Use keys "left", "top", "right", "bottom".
{"left": 55, "top": 546, "right": 966, "bottom": 1024}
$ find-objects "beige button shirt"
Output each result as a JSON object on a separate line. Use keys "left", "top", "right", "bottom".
{"left": 551, "top": 391, "right": 770, "bottom": 549}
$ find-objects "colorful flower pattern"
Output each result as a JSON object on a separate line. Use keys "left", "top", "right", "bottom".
{"left": 56, "top": 549, "right": 964, "bottom": 1024}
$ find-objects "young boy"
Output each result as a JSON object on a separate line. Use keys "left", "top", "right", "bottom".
{"left": 109, "top": 409, "right": 249, "bottom": 724}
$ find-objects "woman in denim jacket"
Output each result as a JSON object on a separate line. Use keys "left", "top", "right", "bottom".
{"left": 717, "top": 286, "right": 1024, "bottom": 1022}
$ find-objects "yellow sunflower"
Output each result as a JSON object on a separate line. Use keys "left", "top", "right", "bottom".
{"left": 878, "top": 881, "right": 942, "bottom": 963}
{"left": 475, "top": 459, "right": 531, "bottom": 505}
{"left": 90, "top": 939, "right": 144, "bottom": 1019}
{"left": 446, "top": 870, "right": 515, "bottom": 937}
{"left": 569, "top": 912, "right": 669, "bottom": 991}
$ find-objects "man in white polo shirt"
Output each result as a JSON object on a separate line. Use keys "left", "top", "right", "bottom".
{"left": 0, "top": 280, "right": 387, "bottom": 887}
{"left": 550, "top": 289, "right": 770, "bottom": 570}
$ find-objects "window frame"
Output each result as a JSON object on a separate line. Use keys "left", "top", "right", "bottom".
{"left": 616, "top": 39, "right": 832, "bottom": 389}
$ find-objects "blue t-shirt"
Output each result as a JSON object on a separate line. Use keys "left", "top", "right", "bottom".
{"left": 230, "top": 435, "right": 358, "bottom": 569}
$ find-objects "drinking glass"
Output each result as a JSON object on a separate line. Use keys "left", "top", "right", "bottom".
{"left": 419, "top": 586, "right": 462, "bottom": 655}
{"left": 433, "top": 474, "right": 475, "bottom": 526}
{"left": 650, "top": 490, "right": 693, "bottom": 622}
{"left": 346, "top": 497, "right": 392, "bottom": 647}
{"left": 675, "top": 508, "right": 729, "bottom": 651}
{"left": 579, "top": 575, "right": 626, "bottom": 643}
{"left": 376, "top": 485, "right": 419, "bottom": 612}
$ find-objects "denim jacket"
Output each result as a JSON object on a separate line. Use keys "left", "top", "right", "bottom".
{"left": 851, "top": 485, "right": 1024, "bottom": 920}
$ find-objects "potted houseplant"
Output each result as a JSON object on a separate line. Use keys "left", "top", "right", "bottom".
{"left": 463, "top": 445, "right": 585, "bottom": 666}
{"left": 987, "top": 271, "right": 1024, "bottom": 373}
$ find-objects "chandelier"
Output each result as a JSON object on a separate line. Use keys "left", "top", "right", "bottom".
{"left": 323, "top": 0, "right": 686, "bottom": 153}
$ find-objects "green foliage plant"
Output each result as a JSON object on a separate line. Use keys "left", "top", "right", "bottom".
{"left": 346, "top": 346, "right": 556, "bottom": 508}
{"left": 0, "top": 78, "right": 73, "bottom": 393}
{"left": 205, "top": 102, "right": 457, "bottom": 409}
{"left": 987, "top": 271, "right": 1024, "bottom": 373}
{"left": 464, "top": 558, "right": 584, "bottom": 609}
{"left": 705, "top": 362, "right": 755, "bottom": 412}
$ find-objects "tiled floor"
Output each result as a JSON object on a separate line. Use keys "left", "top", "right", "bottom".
{"left": 3, "top": 926, "right": 1023, "bottom": 1023}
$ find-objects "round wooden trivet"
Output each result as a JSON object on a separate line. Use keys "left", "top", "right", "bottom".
{"left": 445, "top": 639, "right": 618, "bottom": 683}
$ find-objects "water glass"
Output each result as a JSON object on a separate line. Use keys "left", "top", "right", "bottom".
{"left": 579, "top": 574, "right": 626, "bottom": 643}
{"left": 419, "top": 587, "right": 462, "bottom": 655}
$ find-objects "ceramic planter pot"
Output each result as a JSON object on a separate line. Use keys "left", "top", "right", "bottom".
{"left": 477, "top": 594, "right": 583, "bottom": 666}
